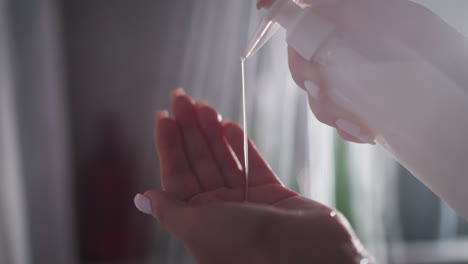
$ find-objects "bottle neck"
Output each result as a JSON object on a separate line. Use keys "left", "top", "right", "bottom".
{"left": 269, "top": 0, "right": 302, "bottom": 30}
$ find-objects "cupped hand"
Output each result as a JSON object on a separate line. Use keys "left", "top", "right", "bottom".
{"left": 136, "top": 89, "right": 372, "bottom": 264}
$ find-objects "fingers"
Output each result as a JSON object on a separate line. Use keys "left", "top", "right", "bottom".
{"left": 171, "top": 89, "right": 225, "bottom": 191}
{"left": 222, "top": 121, "right": 281, "bottom": 186}
{"left": 288, "top": 46, "right": 324, "bottom": 100}
{"left": 196, "top": 102, "right": 245, "bottom": 188}
{"left": 156, "top": 111, "right": 201, "bottom": 199}
{"left": 288, "top": 47, "right": 376, "bottom": 144}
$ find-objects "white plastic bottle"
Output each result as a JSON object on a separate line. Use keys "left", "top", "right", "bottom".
{"left": 244, "top": 0, "right": 468, "bottom": 219}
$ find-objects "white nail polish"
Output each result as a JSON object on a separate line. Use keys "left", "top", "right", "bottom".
{"left": 134, "top": 194, "right": 152, "bottom": 215}
{"left": 304, "top": 80, "right": 320, "bottom": 99}
{"left": 357, "top": 133, "right": 375, "bottom": 145}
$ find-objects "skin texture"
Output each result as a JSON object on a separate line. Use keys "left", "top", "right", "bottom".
{"left": 143, "top": 89, "right": 371, "bottom": 264}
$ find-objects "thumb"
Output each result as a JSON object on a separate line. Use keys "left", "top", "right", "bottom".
{"left": 141, "top": 190, "right": 192, "bottom": 236}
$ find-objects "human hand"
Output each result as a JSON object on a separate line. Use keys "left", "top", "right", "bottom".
{"left": 135, "top": 89, "right": 372, "bottom": 264}
{"left": 259, "top": 0, "right": 463, "bottom": 144}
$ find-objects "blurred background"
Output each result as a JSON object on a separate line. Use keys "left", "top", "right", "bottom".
{"left": 1, "top": 0, "right": 468, "bottom": 263}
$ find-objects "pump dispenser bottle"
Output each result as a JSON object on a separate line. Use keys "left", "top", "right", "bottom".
{"left": 244, "top": 0, "right": 468, "bottom": 220}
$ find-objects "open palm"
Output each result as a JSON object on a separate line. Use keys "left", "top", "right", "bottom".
{"left": 154, "top": 89, "right": 329, "bottom": 210}
{"left": 142, "top": 89, "right": 369, "bottom": 264}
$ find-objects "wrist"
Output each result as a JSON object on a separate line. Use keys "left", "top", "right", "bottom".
{"left": 263, "top": 211, "right": 372, "bottom": 264}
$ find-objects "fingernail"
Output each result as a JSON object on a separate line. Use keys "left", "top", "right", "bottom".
{"left": 336, "top": 119, "right": 375, "bottom": 144}
{"left": 304, "top": 80, "right": 320, "bottom": 99}
{"left": 195, "top": 101, "right": 210, "bottom": 113}
{"left": 171, "top": 88, "right": 185, "bottom": 98}
{"left": 357, "top": 133, "right": 375, "bottom": 145}
{"left": 134, "top": 193, "right": 152, "bottom": 215}
{"left": 157, "top": 110, "right": 169, "bottom": 121}
{"left": 196, "top": 101, "right": 223, "bottom": 122}
{"left": 196, "top": 100, "right": 208, "bottom": 107}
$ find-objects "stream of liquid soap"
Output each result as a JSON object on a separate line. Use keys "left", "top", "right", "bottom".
{"left": 241, "top": 57, "right": 249, "bottom": 202}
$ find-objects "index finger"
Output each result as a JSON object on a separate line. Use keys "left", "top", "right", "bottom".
{"left": 156, "top": 111, "right": 201, "bottom": 199}
{"left": 222, "top": 121, "right": 282, "bottom": 187}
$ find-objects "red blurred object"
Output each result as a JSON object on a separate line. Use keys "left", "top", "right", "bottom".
{"left": 77, "top": 118, "right": 146, "bottom": 261}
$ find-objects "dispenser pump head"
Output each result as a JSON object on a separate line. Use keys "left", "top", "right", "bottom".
{"left": 242, "top": 0, "right": 301, "bottom": 59}
{"left": 242, "top": 0, "right": 335, "bottom": 62}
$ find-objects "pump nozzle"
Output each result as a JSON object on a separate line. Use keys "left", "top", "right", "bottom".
{"left": 242, "top": 0, "right": 300, "bottom": 59}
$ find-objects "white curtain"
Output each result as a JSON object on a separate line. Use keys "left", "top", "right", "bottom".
{"left": 0, "top": 0, "right": 75, "bottom": 263}
{"left": 0, "top": 1, "right": 30, "bottom": 263}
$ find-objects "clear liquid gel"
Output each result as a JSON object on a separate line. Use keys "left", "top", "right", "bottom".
{"left": 241, "top": 57, "right": 249, "bottom": 202}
